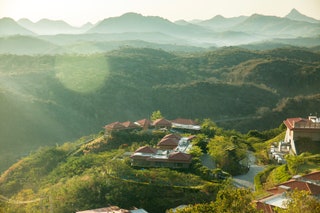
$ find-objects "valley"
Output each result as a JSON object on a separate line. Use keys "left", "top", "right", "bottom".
{"left": 0, "top": 7, "right": 320, "bottom": 212}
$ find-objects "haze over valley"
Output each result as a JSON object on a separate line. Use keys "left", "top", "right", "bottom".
{"left": 0, "top": 7, "right": 320, "bottom": 171}
{"left": 1, "top": 8, "right": 320, "bottom": 54}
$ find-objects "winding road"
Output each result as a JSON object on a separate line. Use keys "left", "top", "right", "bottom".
{"left": 233, "top": 152, "right": 265, "bottom": 190}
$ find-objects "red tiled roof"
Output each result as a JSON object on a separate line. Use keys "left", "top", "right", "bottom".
{"left": 283, "top": 117, "right": 318, "bottom": 130}
{"left": 171, "top": 118, "right": 197, "bottom": 125}
{"left": 122, "top": 121, "right": 139, "bottom": 129}
{"left": 168, "top": 152, "right": 192, "bottom": 162}
{"left": 267, "top": 180, "right": 320, "bottom": 195}
{"left": 135, "top": 119, "right": 151, "bottom": 128}
{"left": 283, "top": 117, "right": 304, "bottom": 129}
{"left": 163, "top": 133, "right": 181, "bottom": 140}
{"left": 76, "top": 206, "right": 130, "bottom": 213}
{"left": 152, "top": 118, "right": 172, "bottom": 127}
{"left": 104, "top": 122, "right": 126, "bottom": 131}
{"left": 302, "top": 171, "right": 320, "bottom": 181}
{"left": 255, "top": 201, "right": 274, "bottom": 213}
{"left": 157, "top": 137, "right": 179, "bottom": 147}
{"left": 135, "top": 146, "right": 157, "bottom": 154}
{"left": 187, "top": 135, "right": 196, "bottom": 140}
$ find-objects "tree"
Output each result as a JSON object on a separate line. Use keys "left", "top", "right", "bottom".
{"left": 277, "top": 189, "right": 320, "bottom": 213}
{"left": 191, "top": 133, "right": 208, "bottom": 153}
{"left": 150, "top": 110, "right": 163, "bottom": 121}
{"left": 188, "top": 145, "right": 203, "bottom": 158}
{"left": 200, "top": 119, "right": 217, "bottom": 137}
{"left": 207, "top": 135, "right": 247, "bottom": 175}
{"left": 213, "top": 187, "right": 257, "bottom": 213}
{"left": 285, "top": 154, "right": 306, "bottom": 175}
{"left": 171, "top": 188, "right": 257, "bottom": 213}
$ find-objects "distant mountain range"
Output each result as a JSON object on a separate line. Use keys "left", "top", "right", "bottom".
{"left": 18, "top": 18, "right": 92, "bottom": 35}
{"left": 0, "top": 9, "right": 319, "bottom": 53}
{"left": 285, "top": 8, "right": 320, "bottom": 23}
{"left": 0, "top": 17, "right": 35, "bottom": 36}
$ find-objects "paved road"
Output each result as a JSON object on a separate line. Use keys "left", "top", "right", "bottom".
{"left": 200, "top": 154, "right": 216, "bottom": 169}
{"left": 233, "top": 152, "right": 265, "bottom": 190}
{"left": 200, "top": 152, "right": 264, "bottom": 190}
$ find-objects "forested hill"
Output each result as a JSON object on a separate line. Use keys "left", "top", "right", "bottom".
{"left": 0, "top": 47, "right": 320, "bottom": 171}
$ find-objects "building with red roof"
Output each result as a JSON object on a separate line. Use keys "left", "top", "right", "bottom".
{"left": 130, "top": 134, "right": 193, "bottom": 168}
{"left": 152, "top": 118, "right": 172, "bottom": 129}
{"left": 255, "top": 170, "right": 320, "bottom": 212}
{"left": 157, "top": 137, "right": 179, "bottom": 150}
{"left": 130, "top": 148, "right": 192, "bottom": 169}
{"left": 171, "top": 118, "right": 201, "bottom": 132}
{"left": 76, "top": 206, "right": 148, "bottom": 213}
{"left": 134, "top": 119, "right": 151, "bottom": 130}
{"left": 104, "top": 122, "right": 126, "bottom": 133}
{"left": 122, "top": 121, "right": 139, "bottom": 129}
{"left": 104, "top": 120, "right": 141, "bottom": 135}
{"left": 283, "top": 116, "right": 320, "bottom": 155}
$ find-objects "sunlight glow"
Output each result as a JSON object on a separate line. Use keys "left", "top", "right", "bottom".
{"left": 54, "top": 55, "right": 109, "bottom": 93}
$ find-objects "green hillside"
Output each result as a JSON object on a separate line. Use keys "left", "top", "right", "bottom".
{"left": 0, "top": 125, "right": 232, "bottom": 213}
{"left": 0, "top": 47, "right": 319, "bottom": 172}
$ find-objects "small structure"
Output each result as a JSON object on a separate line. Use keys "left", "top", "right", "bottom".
{"left": 130, "top": 148, "right": 192, "bottom": 169}
{"left": 76, "top": 206, "right": 148, "bottom": 213}
{"left": 255, "top": 171, "right": 320, "bottom": 213}
{"left": 135, "top": 118, "right": 151, "bottom": 130}
{"left": 157, "top": 137, "right": 180, "bottom": 150}
{"left": 283, "top": 115, "right": 320, "bottom": 155}
{"left": 122, "top": 121, "right": 140, "bottom": 130}
{"left": 104, "top": 121, "right": 141, "bottom": 135}
{"left": 163, "top": 133, "right": 182, "bottom": 140}
{"left": 104, "top": 122, "right": 126, "bottom": 135}
{"left": 171, "top": 118, "right": 201, "bottom": 132}
{"left": 104, "top": 117, "right": 201, "bottom": 134}
{"left": 152, "top": 118, "right": 172, "bottom": 129}
{"left": 130, "top": 134, "right": 194, "bottom": 169}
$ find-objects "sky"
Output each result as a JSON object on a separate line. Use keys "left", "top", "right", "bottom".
{"left": 0, "top": 0, "right": 320, "bottom": 26}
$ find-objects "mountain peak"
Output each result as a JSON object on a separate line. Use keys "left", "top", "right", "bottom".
{"left": 87, "top": 13, "right": 177, "bottom": 34}
{"left": 285, "top": 8, "right": 319, "bottom": 23}
{"left": 0, "top": 17, "right": 35, "bottom": 36}
{"left": 288, "top": 8, "right": 300, "bottom": 15}
{"left": 121, "top": 12, "right": 143, "bottom": 18}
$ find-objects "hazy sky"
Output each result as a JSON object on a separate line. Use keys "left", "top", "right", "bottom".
{"left": 1, "top": 0, "right": 319, "bottom": 26}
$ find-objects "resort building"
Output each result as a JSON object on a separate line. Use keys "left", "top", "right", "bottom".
{"left": 255, "top": 171, "right": 320, "bottom": 213}
{"left": 283, "top": 115, "right": 320, "bottom": 155}
{"left": 130, "top": 133, "right": 194, "bottom": 168}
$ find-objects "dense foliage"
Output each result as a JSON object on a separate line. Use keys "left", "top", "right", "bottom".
{"left": 1, "top": 121, "right": 242, "bottom": 213}
{"left": 1, "top": 47, "right": 319, "bottom": 171}
{"left": 1, "top": 117, "right": 320, "bottom": 212}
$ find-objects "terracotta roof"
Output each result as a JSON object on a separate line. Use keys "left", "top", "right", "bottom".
{"left": 301, "top": 171, "right": 320, "bottom": 181}
{"left": 168, "top": 152, "right": 192, "bottom": 162}
{"left": 187, "top": 135, "right": 196, "bottom": 140}
{"left": 152, "top": 118, "right": 172, "bottom": 127}
{"left": 171, "top": 118, "right": 197, "bottom": 125}
{"left": 283, "top": 117, "right": 305, "bottom": 129}
{"left": 157, "top": 137, "right": 179, "bottom": 147}
{"left": 135, "top": 119, "right": 151, "bottom": 128}
{"left": 163, "top": 133, "right": 181, "bottom": 140}
{"left": 76, "top": 206, "right": 129, "bottom": 213}
{"left": 135, "top": 146, "right": 157, "bottom": 154}
{"left": 267, "top": 180, "right": 320, "bottom": 195}
{"left": 283, "top": 117, "right": 320, "bottom": 130}
{"left": 122, "top": 121, "right": 139, "bottom": 129}
{"left": 104, "top": 122, "right": 126, "bottom": 131}
{"left": 255, "top": 201, "right": 274, "bottom": 213}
